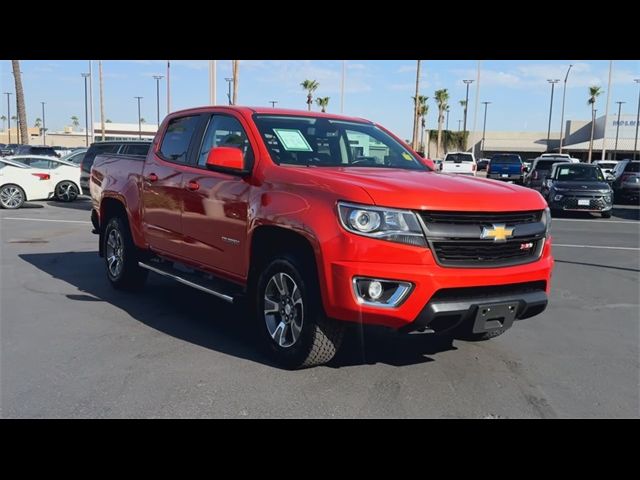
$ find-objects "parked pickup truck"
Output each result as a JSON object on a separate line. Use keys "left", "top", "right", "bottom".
{"left": 90, "top": 106, "right": 554, "bottom": 369}
{"left": 487, "top": 154, "right": 524, "bottom": 183}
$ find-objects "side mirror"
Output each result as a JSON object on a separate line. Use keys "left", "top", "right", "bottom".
{"left": 420, "top": 157, "right": 436, "bottom": 170}
{"left": 206, "top": 147, "right": 246, "bottom": 173}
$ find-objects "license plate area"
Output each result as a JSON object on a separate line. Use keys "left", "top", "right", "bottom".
{"left": 578, "top": 199, "right": 590, "bottom": 206}
{"left": 501, "top": 173, "right": 509, "bottom": 178}
{"left": 472, "top": 301, "right": 518, "bottom": 333}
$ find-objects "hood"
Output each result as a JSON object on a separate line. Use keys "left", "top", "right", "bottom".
{"left": 294, "top": 167, "right": 547, "bottom": 211}
{"left": 553, "top": 181, "right": 610, "bottom": 191}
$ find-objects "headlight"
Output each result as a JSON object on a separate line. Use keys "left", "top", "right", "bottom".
{"left": 543, "top": 206, "right": 552, "bottom": 234}
{"left": 554, "top": 194, "right": 563, "bottom": 201}
{"left": 338, "top": 202, "right": 427, "bottom": 247}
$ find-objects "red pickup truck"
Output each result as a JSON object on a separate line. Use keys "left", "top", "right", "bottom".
{"left": 90, "top": 106, "right": 553, "bottom": 369}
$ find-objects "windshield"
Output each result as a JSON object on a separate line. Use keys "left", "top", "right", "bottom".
{"left": 554, "top": 165, "right": 604, "bottom": 182}
{"left": 597, "top": 162, "right": 616, "bottom": 169}
{"left": 252, "top": 114, "right": 428, "bottom": 170}
{"left": 491, "top": 154, "right": 522, "bottom": 164}
{"left": 445, "top": 153, "right": 474, "bottom": 163}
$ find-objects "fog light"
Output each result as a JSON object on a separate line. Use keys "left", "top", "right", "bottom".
{"left": 554, "top": 194, "right": 563, "bottom": 201}
{"left": 353, "top": 277, "right": 413, "bottom": 307}
{"left": 368, "top": 281, "right": 383, "bottom": 300}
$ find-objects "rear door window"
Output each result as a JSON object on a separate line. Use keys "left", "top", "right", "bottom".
{"left": 122, "top": 143, "right": 150, "bottom": 156}
{"left": 159, "top": 116, "right": 200, "bottom": 164}
{"left": 624, "top": 161, "right": 640, "bottom": 173}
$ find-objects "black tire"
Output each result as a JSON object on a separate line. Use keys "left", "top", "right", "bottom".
{"left": 601, "top": 211, "right": 612, "bottom": 218}
{"left": 0, "top": 184, "right": 25, "bottom": 209}
{"left": 253, "top": 255, "right": 345, "bottom": 369}
{"left": 54, "top": 181, "right": 79, "bottom": 202}
{"left": 103, "top": 215, "right": 148, "bottom": 291}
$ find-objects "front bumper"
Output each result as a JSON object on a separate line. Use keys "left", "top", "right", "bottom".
{"left": 547, "top": 193, "right": 612, "bottom": 212}
{"left": 322, "top": 239, "right": 553, "bottom": 330}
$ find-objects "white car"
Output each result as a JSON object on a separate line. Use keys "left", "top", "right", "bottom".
{"left": 441, "top": 152, "right": 477, "bottom": 175}
{"left": 0, "top": 157, "right": 55, "bottom": 209}
{"left": 594, "top": 160, "right": 618, "bottom": 176}
{"left": 1, "top": 155, "right": 82, "bottom": 208}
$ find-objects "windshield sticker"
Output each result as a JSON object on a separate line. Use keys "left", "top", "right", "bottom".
{"left": 401, "top": 152, "right": 414, "bottom": 161}
{"left": 273, "top": 129, "right": 313, "bottom": 152}
{"left": 559, "top": 168, "right": 570, "bottom": 175}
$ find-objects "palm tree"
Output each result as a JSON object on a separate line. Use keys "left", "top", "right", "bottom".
{"left": 34, "top": 118, "right": 42, "bottom": 128}
{"left": 140, "top": 118, "right": 146, "bottom": 124}
{"left": 412, "top": 95, "right": 429, "bottom": 153}
{"left": 316, "top": 96, "right": 330, "bottom": 113}
{"left": 434, "top": 89, "right": 450, "bottom": 158}
{"left": 1, "top": 115, "right": 6, "bottom": 131}
{"left": 232, "top": 60, "right": 239, "bottom": 105}
{"left": 12, "top": 60, "right": 28, "bottom": 145}
{"left": 71, "top": 116, "right": 80, "bottom": 130}
{"left": 587, "top": 85, "right": 603, "bottom": 163}
{"left": 106, "top": 119, "right": 112, "bottom": 123}
{"left": 412, "top": 60, "right": 422, "bottom": 150}
{"left": 301, "top": 79, "right": 319, "bottom": 111}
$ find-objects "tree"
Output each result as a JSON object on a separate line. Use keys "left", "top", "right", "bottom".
{"left": 412, "top": 60, "right": 422, "bottom": 150}
{"left": 232, "top": 60, "right": 239, "bottom": 105}
{"left": 1, "top": 115, "right": 6, "bottom": 131}
{"left": 434, "top": 89, "right": 450, "bottom": 158}
{"left": 106, "top": 119, "right": 112, "bottom": 123}
{"left": 587, "top": 85, "right": 603, "bottom": 163}
{"left": 140, "top": 118, "right": 146, "bottom": 124}
{"left": 412, "top": 95, "right": 429, "bottom": 153}
{"left": 12, "top": 60, "right": 28, "bottom": 145}
{"left": 316, "top": 96, "right": 330, "bottom": 113}
{"left": 71, "top": 116, "right": 80, "bottom": 130}
{"left": 34, "top": 118, "right": 42, "bottom": 128}
{"left": 301, "top": 79, "right": 319, "bottom": 111}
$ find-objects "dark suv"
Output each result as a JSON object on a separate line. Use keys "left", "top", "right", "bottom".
{"left": 610, "top": 159, "right": 640, "bottom": 203}
{"left": 80, "top": 141, "right": 151, "bottom": 192}
{"left": 15, "top": 145, "right": 59, "bottom": 157}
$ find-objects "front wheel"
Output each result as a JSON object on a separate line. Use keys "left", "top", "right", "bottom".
{"left": 254, "top": 256, "right": 345, "bottom": 369}
{"left": 54, "top": 181, "right": 79, "bottom": 202}
{"left": 103, "top": 215, "right": 148, "bottom": 291}
{"left": 0, "top": 184, "right": 25, "bottom": 209}
{"left": 601, "top": 211, "right": 612, "bottom": 219}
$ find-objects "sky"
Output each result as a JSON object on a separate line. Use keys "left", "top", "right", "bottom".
{"left": 1, "top": 59, "right": 638, "bottom": 140}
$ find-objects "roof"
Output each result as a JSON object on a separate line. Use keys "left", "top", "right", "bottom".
{"left": 9, "top": 155, "right": 77, "bottom": 167}
{"left": 167, "top": 105, "right": 372, "bottom": 124}
{"left": 0, "top": 157, "right": 31, "bottom": 168}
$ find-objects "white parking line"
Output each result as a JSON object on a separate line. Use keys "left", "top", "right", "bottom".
{"left": 554, "top": 244, "right": 640, "bottom": 251}
{"left": 553, "top": 218, "right": 638, "bottom": 225}
{"left": 1, "top": 217, "right": 91, "bottom": 225}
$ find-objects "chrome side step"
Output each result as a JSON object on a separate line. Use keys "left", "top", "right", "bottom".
{"left": 138, "top": 261, "right": 234, "bottom": 303}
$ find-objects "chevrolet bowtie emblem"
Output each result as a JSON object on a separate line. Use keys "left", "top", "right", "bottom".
{"left": 481, "top": 224, "right": 514, "bottom": 242}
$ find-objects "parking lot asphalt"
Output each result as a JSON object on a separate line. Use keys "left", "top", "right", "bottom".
{"left": 1, "top": 197, "right": 638, "bottom": 418}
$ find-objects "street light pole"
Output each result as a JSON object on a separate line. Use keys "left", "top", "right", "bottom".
{"left": 481, "top": 101, "right": 491, "bottom": 156}
{"left": 81, "top": 73, "right": 90, "bottom": 147}
{"left": 634, "top": 79, "right": 640, "bottom": 160}
{"left": 134, "top": 96, "right": 143, "bottom": 139}
{"left": 462, "top": 79, "right": 474, "bottom": 135}
{"left": 4, "top": 92, "right": 12, "bottom": 144}
{"left": 613, "top": 101, "right": 625, "bottom": 160}
{"left": 41, "top": 102, "right": 46, "bottom": 145}
{"left": 269, "top": 101, "right": 278, "bottom": 108}
{"left": 225, "top": 78, "right": 233, "bottom": 105}
{"left": 153, "top": 75, "right": 163, "bottom": 127}
{"left": 546, "top": 79, "right": 560, "bottom": 151}
{"left": 558, "top": 64, "right": 574, "bottom": 153}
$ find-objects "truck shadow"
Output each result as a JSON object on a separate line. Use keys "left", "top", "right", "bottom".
{"left": 45, "top": 196, "right": 92, "bottom": 211}
{"left": 19, "top": 251, "right": 455, "bottom": 370}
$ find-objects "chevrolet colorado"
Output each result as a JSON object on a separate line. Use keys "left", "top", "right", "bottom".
{"left": 90, "top": 106, "right": 554, "bottom": 369}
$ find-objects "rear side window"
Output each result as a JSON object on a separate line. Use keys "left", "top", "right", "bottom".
{"left": 624, "top": 161, "right": 640, "bottom": 173}
{"left": 122, "top": 143, "right": 150, "bottom": 156}
{"left": 160, "top": 116, "right": 200, "bottom": 164}
{"left": 445, "top": 153, "right": 474, "bottom": 162}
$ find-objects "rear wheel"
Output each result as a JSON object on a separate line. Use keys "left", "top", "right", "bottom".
{"left": 103, "top": 215, "right": 148, "bottom": 291}
{"left": 0, "top": 184, "right": 25, "bottom": 209}
{"left": 54, "top": 181, "right": 79, "bottom": 202}
{"left": 254, "top": 256, "right": 344, "bottom": 369}
{"left": 601, "top": 211, "right": 612, "bottom": 219}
